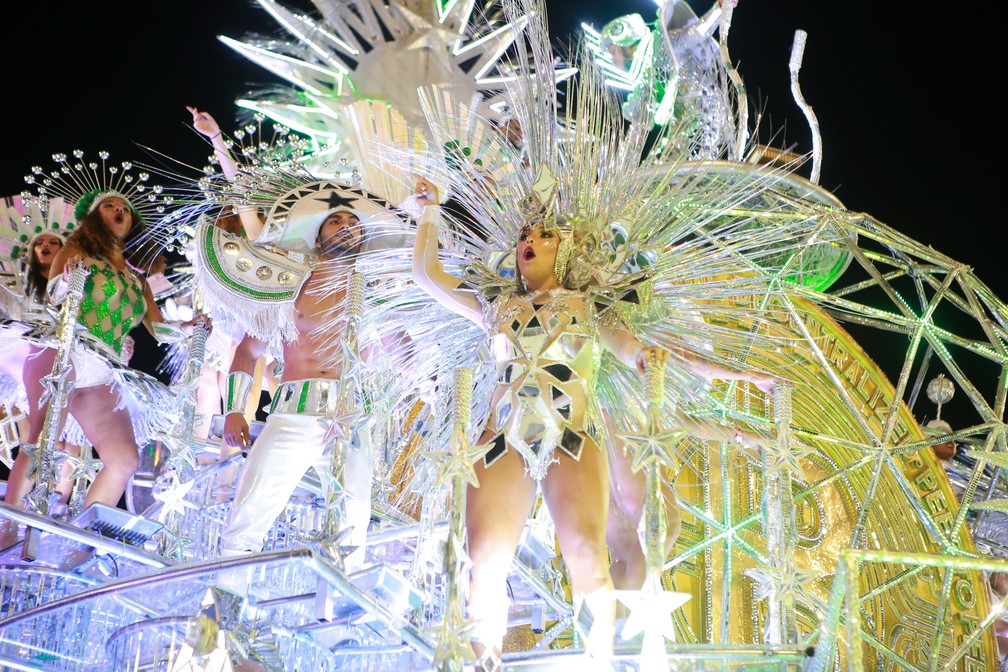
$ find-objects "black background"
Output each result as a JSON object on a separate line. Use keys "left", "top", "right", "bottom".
{"left": 1, "top": 1, "right": 1002, "bottom": 429}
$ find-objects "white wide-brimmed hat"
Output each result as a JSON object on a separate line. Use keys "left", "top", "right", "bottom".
{"left": 260, "top": 180, "right": 413, "bottom": 255}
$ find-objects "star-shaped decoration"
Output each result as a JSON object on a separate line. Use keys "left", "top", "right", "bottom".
{"left": 744, "top": 564, "right": 820, "bottom": 609}
{"left": 397, "top": 3, "right": 465, "bottom": 73}
{"left": 425, "top": 439, "right": 484, "bottom": 489}
{"left": 24, "top": 483, "right": 53, "bottom": 513}
{"left": 444, "top": 531, "right": 473, "bottom": 580}
{"left": 38, "top": 365, "right": 72, "bottom": 408}
{"left": 153, "top": 473, "right": 197, "bottom": 519}
{"left": 325, "top": 400, "right": 366, "bottom": 444}
{"left": 622, "top": 427, "right": 685, "bottom": 474}
{"left": 760, "top": 437, "right": 812, "bottom": 480}
{"left": 317, "top": 190, "right": 360, "bottom": 210}
{"left": 160, "top": 435, "right": 199, "bottom": 474}
{"left": 63, "top": 448, "right": 104, "bottom": 485}
{"left": 426, "top": 615, "right": 479, "bottom": 670}
{"left": 18, "top": 441, "right": 43, "bottom": 473}
{"left": 615, "top": 574, "right": 690, "bottom": 646}
{"left": 157, "top": 524, "right": 192, "bottom": 562}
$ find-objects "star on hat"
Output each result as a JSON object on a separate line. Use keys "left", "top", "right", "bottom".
{"left": 260, "top": 180, "right": 412, "bottom": 255}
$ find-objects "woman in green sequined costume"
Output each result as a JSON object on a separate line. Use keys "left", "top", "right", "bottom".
{"left": 10, "top": 192, "right": 209, "bottom": 510}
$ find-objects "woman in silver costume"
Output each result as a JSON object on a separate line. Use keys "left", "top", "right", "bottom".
{"left": 411, "top": 176, "right": 774, "bottom": 669}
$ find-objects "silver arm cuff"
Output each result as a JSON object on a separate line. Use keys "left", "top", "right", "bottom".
{"left": 225, "top": 371, "right": 255, "bottom": 415}
{"left": 152, "top": 320, "right": 187, "bottom": 345}
{"left": 46, "top": 275, "right": 70, "bottom": 306}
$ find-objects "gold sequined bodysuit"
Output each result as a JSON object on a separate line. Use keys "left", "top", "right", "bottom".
{"left": 77, "top": 258, "right": 147, "bottom": 360}
{"left": 482, "top": 289, "right": 598, "bottom": 480}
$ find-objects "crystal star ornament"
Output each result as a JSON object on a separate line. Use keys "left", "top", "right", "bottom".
{"left": 158, "top": 524, "right": 192, "bottom": 561}
{"left": 427, "top": 614, "right": 479, "bottom": 670}
{"left": 761, "top": 436, "right": 812, "bottom": 480}
{"left": 425, "top": 439, "right": 484, "bottom": 489}
{"left": 744, "top": 565, "right": 821, "bottom": 608}
{"left": 153, "top": 472, "right": 197, "bottom": 519}
{"left": 63, "top": 448, "right": 104, "bottom": 485}
{"left": 621, "top": 425, "right": 685, "bottom": 473}
{"left": 324, "top": 394, "right": 365, "bottom": 444}
{"left": 615, "top": 574, "right": 690, "bottom": 644}
{"left": 160, "top": 433, "right": 199, "bottom": 473}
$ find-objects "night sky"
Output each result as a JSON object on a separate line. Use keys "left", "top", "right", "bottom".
{"left": 2, "top": 1, "right": 1000, "bottom": 428}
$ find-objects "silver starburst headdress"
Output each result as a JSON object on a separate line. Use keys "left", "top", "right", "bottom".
{"left": 0, "top": 195, "right": 76, "bottom": 267}
{"left": 24, "top": 150, "right": 165, "bottom": 225}
{"left": 20, "top": 150, "right": 182, "bottom": 269}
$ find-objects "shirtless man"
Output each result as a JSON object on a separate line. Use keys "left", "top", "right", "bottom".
{"left": 218, "top": 205, "right": 375, "bottom": 569}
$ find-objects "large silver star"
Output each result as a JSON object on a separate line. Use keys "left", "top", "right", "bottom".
{"left": 615, "top": 574, "right": 690, "bottom": 645}
{"left": 63, "top": 448, "right": 104, "bottom": 485}
{"left": 153, "top": 473, "right": 197, "bottom": 519}
{"left": 621, "top": 426, "right": 685, "bottom": 473}
{"left": 425, "top": 438, "right": 484, "bottom": 489}
{"left": 744, "top": 565, "right": 820, "bottom": 609}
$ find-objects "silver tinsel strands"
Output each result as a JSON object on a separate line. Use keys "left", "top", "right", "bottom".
{"left": 25, "top": 263, "right": 87, "bottom": 519}
{"left": 321, "top": 271, "right": 365, "bottom": 566}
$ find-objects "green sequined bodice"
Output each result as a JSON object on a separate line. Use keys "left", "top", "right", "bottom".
{"left": 77, "top": 259, "right": 147, "bottom": 356}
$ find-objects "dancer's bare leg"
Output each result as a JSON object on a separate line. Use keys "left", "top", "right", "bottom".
{"left": 193, "top": 363, "right": 221, "bottom": 442}
{"left": 541, "top": 438, "right": 614, "bottom": 662}
{"left": 465, "top": 432, "right": 538, "bottom": 669}
{"left": 607, "top": 440, "right": 681, "bottom": 605}
{"left": 67, "top": 385, "right": 140, "bottom": 508}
